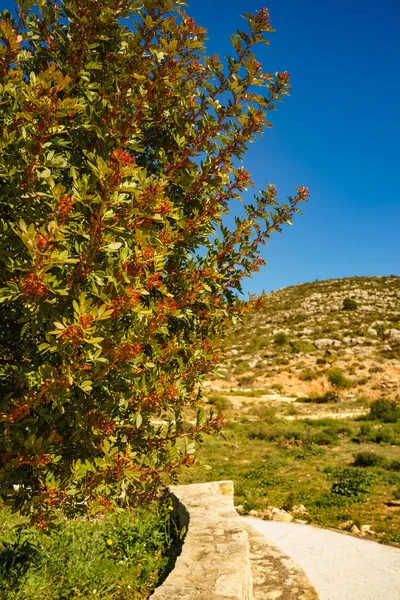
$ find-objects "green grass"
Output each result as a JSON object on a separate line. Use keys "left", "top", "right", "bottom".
{"left": 180, "top": 403, "right": 400, "bottom": 544}
{"left": 0, "top": 499, "right": 174, "bottom": 600}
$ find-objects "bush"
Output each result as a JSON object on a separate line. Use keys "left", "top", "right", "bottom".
{"left": 207, "top": 394, "right": 231, "bottom": 414}
{"left": 251, "top": 405, "right": 279, "bottom": 423}
{"left": 247, "top": 423, "right": 305, "bottom": 443}
{"left": 271, "top": 382, "right": 284, "bottom": 393}
{"left": 309, "top": 431, "right": 337, "bottom": 446}
{"left": 389, "top": 460, "right": 400, "bottom": 472}
{"left": 325, "top": 368, "right": 352, "bottom": 400}
{"left": 327, "top": 467, "right": 375, "bottom": 499}
{"left": 342, "top": 298, "right": 358, "bottom": 311}
{"left": 297, "top": 390, "right": 337, "bottom": 404}
{"left": 274, "top": 332, "right": 289, "bottom": 346}
{"left": 353, "top": 451, "right": 387, "bottom": 468}
{"left": 299, "top": 368, "right": 318, "bottom": 381}
{"left": 353, "top": 423, "right": 398, "bottom": 445}
{"left": 369, "top": 399, "right": 400, "bottom": 423}
{"left": 290, "top": 340, "right": 316, "bottom": 354}
{"left": 0, "top": 2, "right": 308, "bottom": 519}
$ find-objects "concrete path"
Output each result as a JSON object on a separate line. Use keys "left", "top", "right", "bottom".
{"left": 245, "top": 518, "right": 400, "bottom": 600}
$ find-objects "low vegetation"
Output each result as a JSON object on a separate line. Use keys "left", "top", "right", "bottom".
{"left": 0, "top": 500, "right": 174, "bottom": 600}
{"left": 181, "top": 391, "right": 400, "bottom": 545}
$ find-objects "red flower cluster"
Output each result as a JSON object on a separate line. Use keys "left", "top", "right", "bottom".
{"left": 21, "top": 273, "right": 47, "bottom": 299}
{"left": 236, "top": 167, "right": 251, "bottom": 187}
{"left": 110, "top": 289, "right": 141, "bottom": 317}
{"left": 114, "top": 342, "right": 142, "bottom": 362}
{"left": 157, "top": 200, "right": 172, "bottom": 215}
{"left": 112, "top": 148, "right": 135, "bottom": 166}
{"left": 86, "top": 410, "right": 115, "bottom": 435}
{"left": 185, "top": 17, "right": 196, "bottom": 33}
{"left": 255, "top": 7, "right": 270, "bottom": 25}
{"left": 297, "top": 185, "right": 311, "bottom": 200}
{"left": 8, "top": 399, "right": 32, "bottom": 423}
{"left": 278, "top": 71, "right": 290, "bottom": 84}
{"left": 147, "top": 273, "right": 162, "bottom": 289}
{"left": 56, "top": 194, "right": 74, "bottom": 221}
{"left": 79, "top": 315, "right": 93, "bottom": 329}
{"left": 37, "top": 234, "right": 50, "bottom": 250}
{"left": 61, "top": 325, "right": 84, "bottom": 347}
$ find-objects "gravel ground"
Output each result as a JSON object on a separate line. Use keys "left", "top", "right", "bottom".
{"left": 245, "top": 518, "right": 400, "bottom": 600}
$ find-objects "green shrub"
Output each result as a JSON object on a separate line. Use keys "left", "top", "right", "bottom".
{"left": 297, "top": 391, "right": 337, "bottom": 404}
{"left": 353, "top": 451, "right": 387, "bottom": 468}
{"left": 271, "top": 382, "right": 284, "bottom": 393}
{"left": 251, "top": 405, "right": 279, "bottom": 423}
{"left": 369, "top": 399, "right": 400, "bottom": 423}
{"left": 327, "top": 467, "right": 375, "bottom": 499}
{"left": 342, "top": 298, "right": 358, "bottom": 311}
{"left": 354, "top": 423, "right": 399, "bottom": 445}
{"left": 247, "top": 424, "right": 305, "bottom": 443}
{"left": 274, "top": 332, "right": 289, "bottom": 346}
{"left": 290, "top": 340, "right": 316, "bottom": 354}
{"left": 207, "top": 394, "right": 231, "bottom": 414}
{"left": 325, "top": 368, "right": 352, "bottom": 400}
{"left": 299, "top": 368, "right": 318, "bottom": 381}
{"left": 238, "top": 374, "right": 257, "bottom": 387}
{"left": 309, "top": 431, "right": 337, "bottom": 446}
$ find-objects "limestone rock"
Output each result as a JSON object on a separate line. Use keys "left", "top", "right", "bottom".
{"left": 292, "top": 504, "right": 307, "bottom": 515}
{"left": 271, "top": 508, "right": 293, "bottom": 523}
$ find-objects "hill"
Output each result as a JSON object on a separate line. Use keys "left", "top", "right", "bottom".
{"left": 179, "top": 276, "right": 400, "bottom": 543}
{"left": 207, "top": 275, "right": 400, "bottom": 405}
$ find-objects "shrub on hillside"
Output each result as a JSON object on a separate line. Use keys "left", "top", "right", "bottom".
{"left": 369, "top": 399, "right": 400, "bottom": 423}
{"left": 273, "top": 332, "right": 289, "bottom": 346}
{"left": 299, "top": 368, "right": 318, "bottom": 381}
{"left": 325, "top": 368, "right": 352, "bottom": 401}
{"left": 353, "top": 451, "right": 387, "bottom": 468}
{"left": 342, "top": 298, "right": 358, "bottom": 311}
{"left": 326, "top": 467, "right": 375, "bottom": 499}
{"left": 289, "top": 340, "right": 316, "bottom": 354}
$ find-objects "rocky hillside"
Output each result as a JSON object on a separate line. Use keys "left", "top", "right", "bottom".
{"left": 208, "top": 276, "right": 400, "bottom": 402}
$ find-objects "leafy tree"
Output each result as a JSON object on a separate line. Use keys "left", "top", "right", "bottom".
{"left": 325, "top": 368, "right": 352, "bottom": 401}
{"left": 0, "top": 0, "right": 308, "bottom": 525}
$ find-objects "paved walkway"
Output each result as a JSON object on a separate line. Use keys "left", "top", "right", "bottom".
{"left": 245, "top": 518, "right": 400, "bottom": 600}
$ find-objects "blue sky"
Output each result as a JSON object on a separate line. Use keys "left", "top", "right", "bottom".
{"left": 187, "top": 0, "right": 400, "bottom": 293}
{"left": 3, "top": 0, "right": 399, "bottom": 294}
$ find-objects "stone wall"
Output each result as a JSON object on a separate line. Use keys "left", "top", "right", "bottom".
{"left": 150, "top": 480, "right": 253, "bottom": 600}
{"left": 151, "top": 480, "right": 318, "bottom": 600}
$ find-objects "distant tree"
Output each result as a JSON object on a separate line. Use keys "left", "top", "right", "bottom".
{"left": 0, "top": 0, "right": 308, "bottom": 525}
{"left": 325, "top": 368, "right": 352, "bottom": 401}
